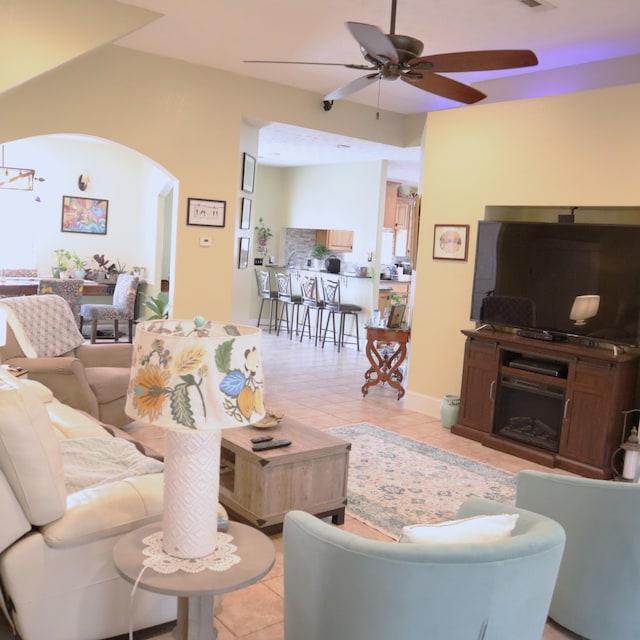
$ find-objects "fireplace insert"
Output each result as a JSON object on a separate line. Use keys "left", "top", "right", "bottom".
{"left": 493, "top": 375, "right": 564, "bottom": 452}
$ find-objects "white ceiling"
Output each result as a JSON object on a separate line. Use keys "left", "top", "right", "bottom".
{"left": 14, "top": 0, "right": 640, "bottom": 185}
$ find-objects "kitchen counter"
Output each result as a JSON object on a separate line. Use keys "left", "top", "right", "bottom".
{"left": 266, "top": 265, "right": 371, "bottom": 279}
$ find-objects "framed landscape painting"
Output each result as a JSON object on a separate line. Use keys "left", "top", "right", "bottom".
{"left": 61, "top": 196, "right": 108, "bottom": 235}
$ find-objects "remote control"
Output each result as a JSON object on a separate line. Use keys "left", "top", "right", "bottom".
{"left": 252, "top": 438, "right": 292, "bottom": 452}
{"left": 250, "top": 435, "right": 273, "bottom": 444}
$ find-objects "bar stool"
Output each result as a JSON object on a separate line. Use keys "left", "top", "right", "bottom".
{"left": 275, "top": 271, "right": 301, "bottom": 339}
{"left": 320, "top": 278, "right": 362, "bottom": 352}
{"left": 254, "top": 269, "right": 278, "bottom": 333}
{"left": 298, "top": 275, "right": 325, "bottom": 346}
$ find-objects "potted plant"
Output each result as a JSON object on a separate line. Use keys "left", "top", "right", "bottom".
{"left": 254, "top": 218, "right": 273, "bottom": 256}
{"left": 70, "top": 252, "right": 86, "bottom": 279}
{"left": 142, "top": 291, "right": 169, "bottom": 320}
{"left": 53, "top": 249, "right": 72, "bottom": 278}
{"left": 310, "top": 244, "right": 329, "bottom": 270}
{"left": 90, "top": 254, "right": 117, "bottom": 282}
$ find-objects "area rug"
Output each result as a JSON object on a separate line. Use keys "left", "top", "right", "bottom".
{"left": 327, "top": 423, "right": 517, "bottom": 539}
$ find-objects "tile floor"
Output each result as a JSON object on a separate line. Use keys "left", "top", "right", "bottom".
{"left": 0, "top": 329, "right": 580, "bottom": 640}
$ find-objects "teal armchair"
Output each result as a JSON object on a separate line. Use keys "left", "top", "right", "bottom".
{"left": 283, "top": 497, "right": 565, "bottom": 640}
{"left": 516, "top": 469, "right": 640, "bottom": 640}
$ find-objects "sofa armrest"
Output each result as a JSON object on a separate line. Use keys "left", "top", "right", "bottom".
{"left": 41, "top": 474, "right": 164, "bottom": 548}
{"left": 75, "top": 343, "right": 133, "bottom": 368}
{"left": 6, "top": 356, "right": 99, "bottom": 419}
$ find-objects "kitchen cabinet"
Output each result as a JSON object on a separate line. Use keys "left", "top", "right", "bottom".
{"left": 316, "top": 229, "right": 354, "bottom": 253}
{"left": 452, "top": 329, "right": 639, "bottom": 479}
{"left": 394, "top": 197, "right": 413, "bottom": 229}
{"left": 384, "top": 182, "right": 400, "bottom": 229}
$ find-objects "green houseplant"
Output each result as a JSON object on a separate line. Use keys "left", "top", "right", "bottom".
{"left": 53, "top": 249, "right": 72, "bottom": 277}
{"left": 255, "top": 218, "right": 273, "bottom": 256}
{"left": 142, "top": 291, "right": 169, "bottom": 319}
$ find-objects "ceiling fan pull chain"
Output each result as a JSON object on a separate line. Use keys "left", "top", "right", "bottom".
{"left": 376, "top": 78, "right": 382, "bottom": 120}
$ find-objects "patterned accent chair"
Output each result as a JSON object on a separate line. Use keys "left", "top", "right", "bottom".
{"left": 37, "top": 278, "right": 84, "bottom": 326}
{"left": 0, "top": 294, "right": 133, "bottom": 427}
{"left": 80, "top": 274, "right": 139, "bottom": 343}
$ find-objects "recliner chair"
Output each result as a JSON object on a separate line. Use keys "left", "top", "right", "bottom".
{"left": 0, "top": 294, "right": 133, "bottom": 427}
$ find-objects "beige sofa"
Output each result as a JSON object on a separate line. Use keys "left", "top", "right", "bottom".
{"left": 0, "top": 295, "right": 132, "bottom": 427}
{"left": 0, "top": 369, "right": 176, "bottom": 640}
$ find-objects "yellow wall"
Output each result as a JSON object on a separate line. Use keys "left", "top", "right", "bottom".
{"left": 0, "top": 44, "right": 406, "bottom": 323}
{"left": 407, "top": 83, "right": 640, "bottom": 416}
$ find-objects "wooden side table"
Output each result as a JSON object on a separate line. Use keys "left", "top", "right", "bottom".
{"left": 113, "top": 521, "right": 275, "bottom": 640}
{"left": 361, "top": 326, "right": 411, "bottom": 400}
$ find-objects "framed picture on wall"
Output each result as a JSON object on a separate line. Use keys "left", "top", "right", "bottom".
{"left": 238, "top": 237, "right": 250, "bottom": 269}
{"left": 61, "top": 196, "right": 108, "bottom": 235}
{"left": 433, "top": 224, "right": 469, "bottom": 261}
{"left": 242, "top": 152, "right": 256, "bottom": 193}
{"left": 187, "top": 198, "right": 226, "bottom": 227}
{"left": 240, "top": 197, "right": 252, "bottom": 229}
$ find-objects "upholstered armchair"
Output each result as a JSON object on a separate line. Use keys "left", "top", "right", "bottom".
{"left": 80, "top": 273, "right": 139, "bottom": 343}
{"left": 516, "top": 470, "right": 640, "bottom": 640}
{"left": 283, "top": 498, "right": 566, "bottom": 640}
{"left": 0, "top": 294, "right": 133, "bottom": 427}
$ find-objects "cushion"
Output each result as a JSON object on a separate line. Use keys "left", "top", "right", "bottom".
{"left": 399, "top": 513, "right": 519, "bottom": 544}
{"left": 0, "top": 386, "right": 67, "bottom": 525}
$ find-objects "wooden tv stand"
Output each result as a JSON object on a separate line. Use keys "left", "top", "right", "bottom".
{"left": 452, "top": 329, "right": 639, "bottom": 479}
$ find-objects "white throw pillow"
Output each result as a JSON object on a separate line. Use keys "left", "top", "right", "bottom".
{"left": 399, "top": 513, "right": 519, "bottom": 544}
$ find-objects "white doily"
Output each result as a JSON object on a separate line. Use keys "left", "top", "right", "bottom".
{"left": 141, "top": 530, "right": 240, "bottom": 574}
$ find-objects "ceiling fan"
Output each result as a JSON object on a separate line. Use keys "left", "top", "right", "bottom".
{"left": 245, "top": 0, "right": 538, "bottom": 105}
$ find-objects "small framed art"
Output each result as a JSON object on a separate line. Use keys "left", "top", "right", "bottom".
{"left": 187, "top": 198, "right": 226, "bottom": 227}
{"left": 242, "top": 152, "right": 256, "bottom": 193}
{"left": 433, "top": 224, "right": 469, "bottom": 261}
{"left": 61, "top": 196, "right": 108, "bottom": 235}
{"left": 387, "top": 303, "right": 406, "bottom": 329}
{"left": 240, "top": 197, "right": 252, "bottom": 229}
{"left": 238, "top": 237, "right": 250, "bottom": 269}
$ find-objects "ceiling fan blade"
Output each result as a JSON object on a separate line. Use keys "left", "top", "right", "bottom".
{"left": 401, "top": 73, "right": 486, "bottom": 104}
{"left": 346, "top": 22, "right": 399, "bottom": 64}
{"left": 244, "top": 60, "right": 374, "bottom": 70}
{"left": 324, "top": 73, "right": 380, "bottom": 101}
{"left": 409, "top": 50, "right": 538, "bottom": 73}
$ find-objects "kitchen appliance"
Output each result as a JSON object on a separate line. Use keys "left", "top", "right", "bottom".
{"left": 325, "top": 255, "right": 341, "bottom": 274}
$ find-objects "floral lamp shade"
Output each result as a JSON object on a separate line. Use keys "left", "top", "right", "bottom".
{"left": 126, "top": 318, "right": 265, "bottom": 429}
{"left": 126, "top": 318, "right": 265, "bottom": 559}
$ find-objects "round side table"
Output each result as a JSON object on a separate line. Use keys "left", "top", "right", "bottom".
{"left": 113, "top": 521, "right": 275, "bottom": 640}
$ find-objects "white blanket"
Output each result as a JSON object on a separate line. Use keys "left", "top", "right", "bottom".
{"left": 60, "top": 437, "right": 164, "bottom": 494}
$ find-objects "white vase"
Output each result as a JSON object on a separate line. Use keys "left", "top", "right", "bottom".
{"left": 440, "top": 394, "right": 460, "bottom": 429}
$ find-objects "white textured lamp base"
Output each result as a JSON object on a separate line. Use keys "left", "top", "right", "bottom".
{"left": 163, "top": 428, "right": 221, "bottom": 559}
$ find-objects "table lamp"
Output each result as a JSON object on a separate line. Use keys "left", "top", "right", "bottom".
{"left": 125, "top": 317, "right": 265, "bottom": 559}
{"left": 569, "top": 294, "right": 600, "bottom": 326}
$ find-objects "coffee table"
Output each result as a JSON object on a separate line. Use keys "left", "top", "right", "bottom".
{"left": 113, "top": 521, "right": 275, "bottom": 640}
{"left": 219, "top": 417, "right": 351, "bottom": 533}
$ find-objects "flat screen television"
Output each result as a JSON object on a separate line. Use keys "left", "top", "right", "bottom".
{"left": 470, "top": 220, "right": 640, "bottom": 347}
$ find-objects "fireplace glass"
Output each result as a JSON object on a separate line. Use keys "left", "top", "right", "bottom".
{"left": 494, "top": 375, "right": 564, "bottom": 453}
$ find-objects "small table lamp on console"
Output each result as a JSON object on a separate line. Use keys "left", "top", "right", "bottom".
{"left": 125, "top": 317, "right": 265, "bottom": 559}
{"left": 569, "top": 295, "right": 600, "bottom": 326}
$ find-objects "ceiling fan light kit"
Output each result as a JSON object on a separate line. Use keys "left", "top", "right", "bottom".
{"left": 245, "top": 0, "right": 538, "bottom": 106}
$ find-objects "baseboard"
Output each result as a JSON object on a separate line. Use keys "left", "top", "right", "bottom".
{"left": 404, "top": 390, "right": 441, "bottom": 419}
